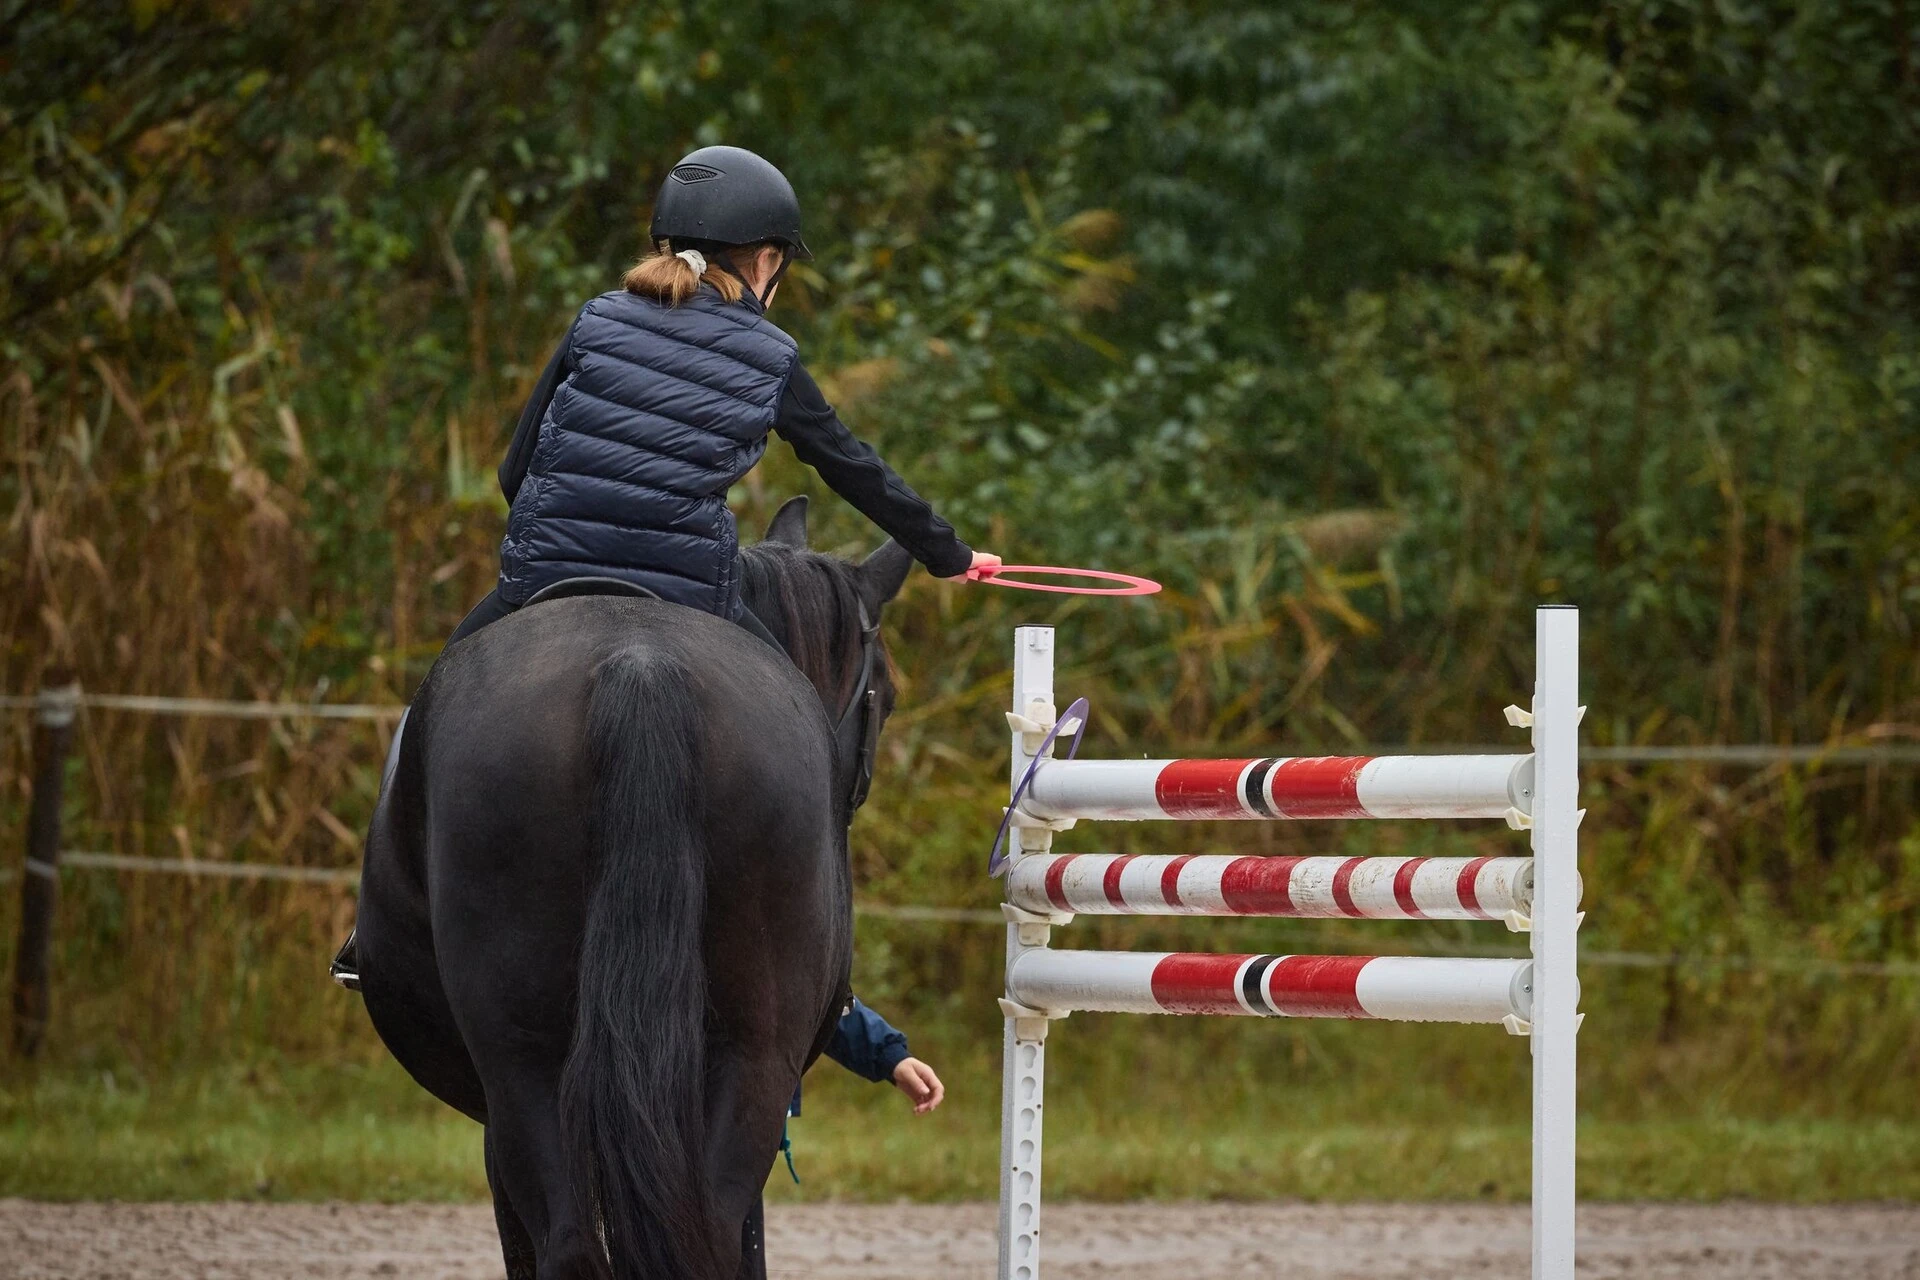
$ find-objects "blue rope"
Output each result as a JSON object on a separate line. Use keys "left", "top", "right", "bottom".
{"left": 778, "top": 1115, "right": 800, "bottom": 1184}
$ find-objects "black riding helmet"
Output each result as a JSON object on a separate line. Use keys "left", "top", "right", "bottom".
{"left": 650, "top": 147, "right": 811, "bottom": 309}
{"left": 650, "top": 146, "right": 809, "bottom": 307}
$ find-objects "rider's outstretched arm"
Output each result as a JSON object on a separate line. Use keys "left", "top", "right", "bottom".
{"left": 773, "top": 363, "right": 973, "bottom": 578}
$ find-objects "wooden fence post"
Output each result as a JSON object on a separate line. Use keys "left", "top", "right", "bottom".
{"left": 12, "top": 673, "right": 79, "bottom": 1058}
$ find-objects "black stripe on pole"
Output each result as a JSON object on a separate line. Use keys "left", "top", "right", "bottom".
{"left": 1240, "top": 954, "right": 1279, "bottom": 1016}
{"left": 1242, "top": 758, "right": 1279, "bottom": 818}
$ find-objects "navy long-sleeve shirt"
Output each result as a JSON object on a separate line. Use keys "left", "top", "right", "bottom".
{"left": 496, "top": 325, "right": 971, "bottom": 578}
{"left": 789, "top": 997, "right": 910, "bottom": 1119}
{"left": 823, "top": 996, "right": 911, "bottom": 1083}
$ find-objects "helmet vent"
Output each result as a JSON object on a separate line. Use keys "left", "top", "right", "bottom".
{"left": 670, "top": 164, "right": 722, "bottom": 184}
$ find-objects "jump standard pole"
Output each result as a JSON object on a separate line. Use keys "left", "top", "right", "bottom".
{"left": 1529, "top": 605, "right": 1582, "bottom": 1279}
{"left": 996, "top": 625, "right": 1061, "bottom": 1280}
{"left": 12, "top": 675, "right": 79, "bottom": 1058}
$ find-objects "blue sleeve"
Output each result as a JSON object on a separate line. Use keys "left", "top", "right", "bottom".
{"left": 822, "top": 997, "right": 911, "bottom": 1084}
{"left": 497, "top": 317, "right": 578, "bottom": 502}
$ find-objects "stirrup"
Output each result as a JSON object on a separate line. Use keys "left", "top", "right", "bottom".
{"left": 330, "top": 930, "right": 362, "bottom": 992}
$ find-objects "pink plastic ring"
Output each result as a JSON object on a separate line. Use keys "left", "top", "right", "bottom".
{"left": 964, "top": 565, "right": 1162, "bottom": 596}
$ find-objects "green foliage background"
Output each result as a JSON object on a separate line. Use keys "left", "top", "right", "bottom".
{"left": 3, "top": 0, "right": 1918, "bottom": 1199}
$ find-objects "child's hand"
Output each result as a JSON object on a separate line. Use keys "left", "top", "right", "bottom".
{"left": 891, "top": 1057, "right": 945, "bottom": 1114}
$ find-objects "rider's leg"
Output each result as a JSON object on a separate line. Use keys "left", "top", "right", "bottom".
{"left": 380, "top": 705, "right": 410, "bottom": 790}
{"left": 338, "top": 587, "right": 510, "bottom": 987}
{"left": 332, "top": 705, "right": 411, "bottom": 990}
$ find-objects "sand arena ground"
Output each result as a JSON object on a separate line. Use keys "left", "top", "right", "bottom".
{"left": 4, "top": 1199, "right": 1918, "bottom": 1279}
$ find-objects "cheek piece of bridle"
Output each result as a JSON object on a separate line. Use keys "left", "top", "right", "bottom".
{"left": 831, "top": 604, "right": 884, "bottom": 818}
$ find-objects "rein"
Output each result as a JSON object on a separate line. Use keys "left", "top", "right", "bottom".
{"left": 830, "top": 603, "right": 883, "bottom": 815}
{"left": 741, "top": 547, "right": 885, "bottom": 819}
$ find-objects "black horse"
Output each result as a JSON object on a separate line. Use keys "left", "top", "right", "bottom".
{"left": 353, "top": 498, "right": 912, "bottom": 1280}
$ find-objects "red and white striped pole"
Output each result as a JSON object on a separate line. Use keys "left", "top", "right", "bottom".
{"left": 1019, "top": 753, "right": 1533, "bottom": 823}
{"left": 1007, "top": 949, "right": 1539, "bottom": 1025}
{"left": 1007, "top": 852, "right": 1552, "bottom": 921}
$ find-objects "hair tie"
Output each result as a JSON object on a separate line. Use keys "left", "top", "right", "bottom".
{"left": 674, "top": 248, "right": 707, "bottom": 275}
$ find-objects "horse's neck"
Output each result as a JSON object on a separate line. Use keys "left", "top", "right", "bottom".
{"left": 789, "top": 630, "right": 855, "bottom": 713}
{"left": 744, "top": 570, "right": 854, "bottom": 713}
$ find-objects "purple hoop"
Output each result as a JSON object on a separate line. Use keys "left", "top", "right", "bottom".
{"left": 987, "top": 696, "right": 1090, "bottom": 878}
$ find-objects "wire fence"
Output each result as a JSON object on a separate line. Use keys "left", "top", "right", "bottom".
{"left": 6, "top": 689, "right": 1920, "bottom": 762}
{"left": 0, "top": 692, "right": 404, "bottom": 721}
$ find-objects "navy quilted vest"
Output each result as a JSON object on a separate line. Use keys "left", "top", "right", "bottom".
{"left": 498, "top": 287, "right": 799, "bottom": 615}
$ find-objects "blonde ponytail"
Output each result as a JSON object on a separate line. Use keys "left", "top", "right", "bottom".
{"left": 623, "top": 239, "right": 745, "bottom": 306}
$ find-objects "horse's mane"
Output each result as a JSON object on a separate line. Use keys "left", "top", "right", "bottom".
{"left": 737, "top": 542, "right": 874, "bottom": 714}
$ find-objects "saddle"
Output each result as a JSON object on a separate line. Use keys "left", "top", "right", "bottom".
{"left": 523, "top": 577, "right": 663, "bottom": 606}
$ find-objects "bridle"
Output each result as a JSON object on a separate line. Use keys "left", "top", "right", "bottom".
{"left": 830, "top": 602, "right": 884, "bottom": 817}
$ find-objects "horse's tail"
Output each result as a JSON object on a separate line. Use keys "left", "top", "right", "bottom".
{"left": 561, "top": 646, "right": 720, "bottom": 1280}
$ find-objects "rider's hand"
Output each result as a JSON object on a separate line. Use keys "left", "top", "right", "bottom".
{"left": 966, "top": 550, "right": 1003, "bottom": 579}
{"left": 891, "top": 1057, "right": 946, "bottom": 1114}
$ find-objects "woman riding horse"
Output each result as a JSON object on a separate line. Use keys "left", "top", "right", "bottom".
{"left": 458, "top": 143, "right": 997, "bottom": 641}
{"left": 351, "top": 147, "right": 989, "bottom": 1280}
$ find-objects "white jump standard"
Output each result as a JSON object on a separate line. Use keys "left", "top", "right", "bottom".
{"left": 993, "top": 611, "right": 1583, "bottom": 1280}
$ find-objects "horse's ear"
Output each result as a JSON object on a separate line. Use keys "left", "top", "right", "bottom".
{"left": 857, "top": 540, "right": 914, "bottom": 611}
{"left": 763, "top": 496, "right": 810, "bottom": 547}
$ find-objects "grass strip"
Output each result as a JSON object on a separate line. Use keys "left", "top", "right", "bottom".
{"left": 3, "top": 1059, "right": 1914, "bottom": 1204}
